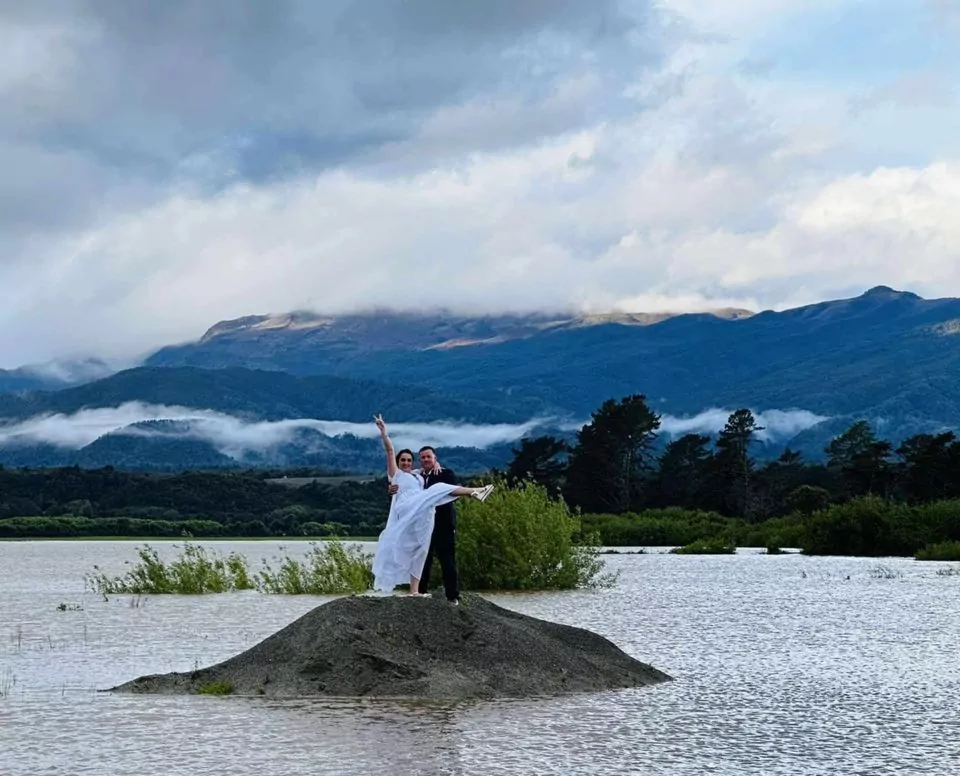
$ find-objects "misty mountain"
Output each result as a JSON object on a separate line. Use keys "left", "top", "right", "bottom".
{"left": 3, "top": 286, "right": 960, "bottom": 471}
{"left": 0, "top": 358, "right": 120, "bottom": 394}
{"left": 145, "top": 286, "right": 960, "bottom": 429}
{"left": 149, "top": 307, "right": 754, "bottom": 371}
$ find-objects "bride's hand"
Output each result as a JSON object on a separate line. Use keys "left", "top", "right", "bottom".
{"left": 374, "top": 414, "right": 387, "bottom": 434}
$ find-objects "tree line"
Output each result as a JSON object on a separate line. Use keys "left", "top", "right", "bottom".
{"left": 2, "top": 393, "right": 959, "bottom": 557}
{"left": 501, "top": 395, "right": 960, "bottom": 557}
{"left": 0, "top": 467, "right": 390, "bottom": 538}
{"left": 504, "top": 395, "right": 960, "bottom": 518}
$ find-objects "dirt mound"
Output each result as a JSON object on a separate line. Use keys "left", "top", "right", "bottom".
{"left": 108, "top": 593, "right": 671, "bottom": 699}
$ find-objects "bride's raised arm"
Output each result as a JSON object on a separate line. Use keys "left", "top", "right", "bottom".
{"left": 374, "top": 414, "right": 397, "bottom": 480}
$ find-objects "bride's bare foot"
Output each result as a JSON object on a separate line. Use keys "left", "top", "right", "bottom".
{"left": 409, "top": 576, "right": 430, "bottom": 596}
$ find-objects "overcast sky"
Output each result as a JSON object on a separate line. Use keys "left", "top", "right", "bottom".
{"left": 2, "top": 0, "right": 959, "bottom": 368}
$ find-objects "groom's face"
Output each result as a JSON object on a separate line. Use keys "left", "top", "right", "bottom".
{"left": 419, "top": 448, "right": 437, "bottom": 471}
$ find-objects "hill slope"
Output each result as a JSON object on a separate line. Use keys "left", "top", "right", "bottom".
{"left": 146, "top": 286, "right": 960, "bottom": 423}
{"left": 0, "top": 366, "right": 527, "bottom": 424}
{"left": 3, "top": 287, "right": 959, "bottom": 470}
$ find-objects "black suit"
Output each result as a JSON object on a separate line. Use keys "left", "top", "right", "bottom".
{"left": 419, "top": 467, "right": 459, "bottom": 602}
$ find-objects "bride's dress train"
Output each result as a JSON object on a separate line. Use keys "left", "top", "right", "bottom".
{"left": 372, "top": 469, "right": 460, "bottom": 592}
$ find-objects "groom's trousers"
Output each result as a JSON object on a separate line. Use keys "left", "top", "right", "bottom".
{"left": 420, "top": 517, "right": 459, "bottom": 601}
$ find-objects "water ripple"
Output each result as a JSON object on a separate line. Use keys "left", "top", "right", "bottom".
{"left": 1, "top": 541, "right": 958, "bottom": 775}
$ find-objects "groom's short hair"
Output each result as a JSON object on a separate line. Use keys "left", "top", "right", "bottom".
{"left": 418, "top": 445, "right": 436, "bottom": 454}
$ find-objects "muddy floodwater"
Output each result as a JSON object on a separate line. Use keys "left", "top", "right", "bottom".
{"left": 1, "top": 541, "right": 958, "bottom": 775}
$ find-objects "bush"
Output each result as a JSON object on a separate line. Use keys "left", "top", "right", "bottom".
{"left": 910, "top": 501, "right": 960, "bottom": 545}
{"left": 801, "top": 497, "right": 901, "bottom": 556}
{"left": 456, "top": 479, "right": 614, "bottom": 590}
{"left": 581, "top": 507, "right": 731, "bottom": 547}
{"left": 86, "top": 543, "right": 255, "bottom": 595}
{"left": 733, "top": 514, "right": 808, "bottom": 550}
{"left": 669, "top": 538, "right": 736, "bottom": 555}
{"left": 255, "top": 540, "right": 374, "bottom": 594}
{"left": 784, "top": 485, "right": 831, "bottom": 515}
{"left": 916, "top": 541, "right": 960, "bottom": 561}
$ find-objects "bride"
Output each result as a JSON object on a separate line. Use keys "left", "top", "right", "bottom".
{"left": 371, "top": 414, "right": 493, "bottom": 595}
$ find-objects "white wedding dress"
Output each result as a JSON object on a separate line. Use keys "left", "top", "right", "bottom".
{"left": 371, "top": 469, "right": 461, "bottom": 592}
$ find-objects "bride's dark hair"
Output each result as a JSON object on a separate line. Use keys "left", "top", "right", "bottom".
{"left": 395, "top": 448, "right": 415, "bottom": 465}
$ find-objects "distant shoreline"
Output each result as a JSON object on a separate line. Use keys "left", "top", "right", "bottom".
{"left": 0, "top": 535, "right": 378, "bottom": 542}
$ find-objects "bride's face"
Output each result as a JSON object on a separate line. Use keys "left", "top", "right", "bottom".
{"left": 397, "top": 452, "right": 414, "bottom": 471}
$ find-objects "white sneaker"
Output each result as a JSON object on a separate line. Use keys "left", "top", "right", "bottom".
{"left": 473, "top": 484, "right": 495, "bottom": 502}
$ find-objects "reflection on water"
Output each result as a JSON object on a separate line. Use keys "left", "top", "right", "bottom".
{"left": 1, "top": 540, "right": 959, "bottom": 775}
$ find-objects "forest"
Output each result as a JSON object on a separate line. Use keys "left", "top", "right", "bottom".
{"left": 2, "top": 394, "right": 959, "bottom": 557}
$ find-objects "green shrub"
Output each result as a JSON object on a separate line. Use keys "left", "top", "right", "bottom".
{"left": 669, "top": 538, "right": 736, "bottom": 555}
{"left": 784, "top": 485, "right": 832, "bottom": 515}
{"left": 802, "top": 497, "right": 889, "bottom": 556}
{"left": 456, "top": 479, "right": 614, "bottom": 590}
{"left": 734, "top": 514, "right": 807, "bottom": 550}
{"left": 86, "top": 543, "right": 255, "bottom": 595}
{"left": 197, "top": 681, "right": 233, "bottom": 695}
{"left": 909, "top": 501, "right": 960, "bottom": 546}
{"left": 916, "top": 541, "right": 960, "bottom": 561}
{"left": 255, "top": 540, "right": 374, "bottom": 594}
{"left": 581, "top": 507, "right": 732, "bottom": 547}
{"left": 801, "top": 497, "right": 918, "bottom": 556}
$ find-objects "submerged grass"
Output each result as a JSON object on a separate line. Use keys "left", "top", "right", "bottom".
{"left": 197, "top": 681, "right": 234, "bottom": 696}
{"left": 255, "top": 541, "right": 374, "bottom": 594}
{"left": 670, "top": 538, "right": 737, "bottom": 555}
{"left": 86, "top": 543, "right": 255, "bottom": 595}
{"left": 868, "top": 564, "right": 903, "bottom": 579}
{"left": 86, "top": 540, "right": 373, "bottom": 596}
{"left": 0, "top": 668, "right": 15, "bottom": 698}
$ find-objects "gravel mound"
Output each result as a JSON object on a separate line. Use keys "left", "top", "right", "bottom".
{"left": 108, "top": 593, "right": 671, "bottom": 699}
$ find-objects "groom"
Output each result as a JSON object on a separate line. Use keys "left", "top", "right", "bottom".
{"left": 388, "top": 445, "right": 460, "bottom": 605}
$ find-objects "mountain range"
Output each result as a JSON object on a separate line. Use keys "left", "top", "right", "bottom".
{"left": 1, "top": 285, "right": 958, "bottom": 470}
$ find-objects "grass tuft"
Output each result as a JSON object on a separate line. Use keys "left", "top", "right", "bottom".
{"left": 196, "top": 681, "right": 234, "bottom": 696}
{"left": 255, "top": 540, "right": 374, "bottom": 595}
{"left": 86, "top": 543, "right": 256, "bottom": 595}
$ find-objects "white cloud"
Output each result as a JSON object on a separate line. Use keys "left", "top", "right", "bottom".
{"left": 656, "top": 0, "right": 845, "bottom": 37}
{"left": 0, "top": 403, "right": 826, "bottom": 459}
{"left": 14, "top": 122, "right": 960, "bottom": 365}
{"left": 658, "top": 408, "right": 830, "bottom": 442}
{"left": 0, "top": 403, "right": 547, "bottom": 457}
{"left": 1, "top": 0, "right": 959, "bottom": 369}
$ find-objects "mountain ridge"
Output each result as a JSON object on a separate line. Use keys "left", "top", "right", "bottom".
{"left": 1, "top": 286, "right": 959, "bottom": 471}
{"left": 191, "top": 306, "right": 757, "bottom": 352}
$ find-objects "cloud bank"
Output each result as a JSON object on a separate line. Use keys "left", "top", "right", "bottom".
{"left": 0, "top": 403, "right": 546, "bottom": 456}
{"left": 0, "top": 403, "right": 828, "bottom": 459}
{"left": 2, "top": 0, "right": 959, "bottom": 366}
{"left": 658, "top": 408, "right": 830, "bottom": 443}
